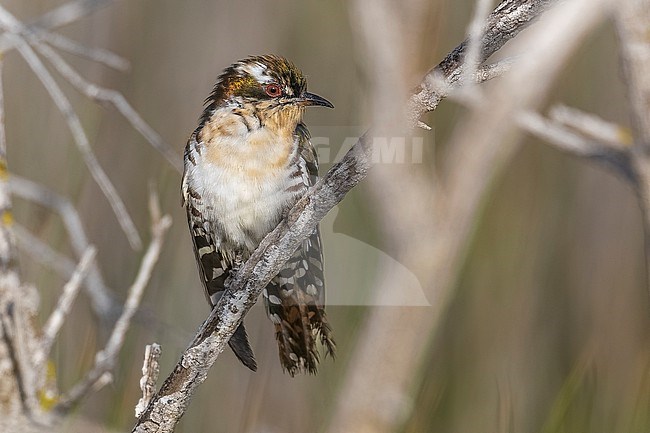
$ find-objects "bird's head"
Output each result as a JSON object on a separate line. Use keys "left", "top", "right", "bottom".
{"left": 200, "top": 55, "right": 333, "bottom": 132}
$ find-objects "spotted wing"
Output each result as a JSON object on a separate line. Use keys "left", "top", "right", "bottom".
{"left": 263, "top": 124, "right": 335, "bottom": 376}
{"left": 182, "top": 133, "right": 257, "bottom": 371}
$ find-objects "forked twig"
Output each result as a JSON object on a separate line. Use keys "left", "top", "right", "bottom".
{"left": 9, "top": 175, "right": 115, "bottom": 318}
{"left": 0, "top": 8, "right": 142, "bottom": 250}
{"left": 36, "top": 247, "right": 97, "bottom": 369}
{"left": 54, "top": 189, "right": 171, "bottom": 414}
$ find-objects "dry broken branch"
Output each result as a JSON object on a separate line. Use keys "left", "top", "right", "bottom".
{"left": 135, "top": 343, "right": 162, "bottom": 419}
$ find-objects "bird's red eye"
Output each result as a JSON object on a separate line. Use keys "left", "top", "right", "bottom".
{"left": 265, "top": 84, "right": 282, "bottom": 97}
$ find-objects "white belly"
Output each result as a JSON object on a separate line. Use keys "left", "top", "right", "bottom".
{"left": 196, "top": 161, "right": 297, "bottom": 249}
{"left": 184, "top": 124, "right": 305, "bottom": 251}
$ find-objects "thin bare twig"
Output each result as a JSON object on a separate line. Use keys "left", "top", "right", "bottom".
{"left": 0, "top": 0, "right": 115, "bottom": 54}
{"left": 9, "top": 175, "right": 115, "bottom": 318}
{"left": 519, "top": 111, "right": 616, "bottom": 155}
{"left": 407, "top": 0, "right": 558, "bottom": 126}
{"left": 0, "top": 5, "right": 180, "bottom": 172}
{"left": 29, "top": 0, "right": 115, "bottom": 31}
{"left": 135, "top": 343, "right": 162, "bottom": 419}
{"left": 0, "top": 9, "right": 142, "bottom": 250}
{"left": 54, "top": 189, "right": 171, "bottom": 414}
{"left": 11, "top": 179, "right": 180, "bottom": 341}
{"left": 12, "top": 224, "right": 79, "bottom": 281}
{"left": 37, "top": 246, "right": 97, "bottom": 368}
{"left": 0, "top": 3, "right": 179, "bottom": 171}
{"left": 518, "top": 110, "right": 636, "bottom": 183}
{"left": 36, "top": 31, "right": 129, "bottom": 71}
{"left": 459, "top": 0, "right": 494, "bottom": 102}
{"left": 416, "top": 58, "right": 516, "bottom": 130}
{"left": 549, "top": 104, "right": 633, "bottom": 148}
{"left": 0, "top": 21, "right": 128, "bottom": 71}
{"left": 32, "top": 41, "right": 182, "bottom": 172}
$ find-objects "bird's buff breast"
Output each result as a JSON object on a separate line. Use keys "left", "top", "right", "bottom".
{"left": 190, "top": 125, "right": 300, "bottom": 250}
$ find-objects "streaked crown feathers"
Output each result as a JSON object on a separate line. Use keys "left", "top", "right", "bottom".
{"left": 204, "top": 56, "right": 306, "bottom": 107}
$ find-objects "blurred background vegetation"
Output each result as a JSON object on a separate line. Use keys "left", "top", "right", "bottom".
{"left": 3, "top": 0, "right": 649, "bottom": 432}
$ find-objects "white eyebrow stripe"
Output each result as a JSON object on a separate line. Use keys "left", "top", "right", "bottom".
{"left": 238, "top": 62, "right": 273, "bottom": 84}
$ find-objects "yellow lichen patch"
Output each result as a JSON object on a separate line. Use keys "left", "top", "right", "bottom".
{"left": 2, "top": 210, "right": 12, "bottom": 226}
{"left": 0, "top": 158, "right": 8, "bottom": 181}
{"left": 617, "top": 126, "right": 634, "bottom": 146}
{"left": 38, "top": 388, "right": 59, "bottom": 411}
{"left": 38, "top": 361, "right": 59, "bottom": 411}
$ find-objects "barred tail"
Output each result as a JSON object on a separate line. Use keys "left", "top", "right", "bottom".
{"left": 264, "top": 230, "right": 335, "bottom": 376}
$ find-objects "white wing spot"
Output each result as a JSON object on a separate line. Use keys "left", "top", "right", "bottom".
{"left": 306, "top": 284, "right": 318, "bottom": 296}
{"left": 269, "top": 294, "right": 282, "bottom": 305}
{"left": 198, "top": 246, "right": 213, "bottom": 256}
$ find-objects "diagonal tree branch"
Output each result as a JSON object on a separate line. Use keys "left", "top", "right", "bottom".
{"left": 132, "top": 1, "right": 560, "bottom": 431}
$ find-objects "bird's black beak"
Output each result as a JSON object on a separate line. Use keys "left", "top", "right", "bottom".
{"left": 300, "top": 91, "right": 334, "bottom": 108}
